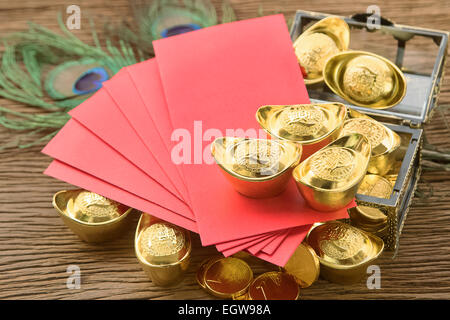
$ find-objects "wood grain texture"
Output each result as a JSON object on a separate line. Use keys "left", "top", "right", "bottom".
{"left": 0, "top": 0, "right": 449, "bottom": 300}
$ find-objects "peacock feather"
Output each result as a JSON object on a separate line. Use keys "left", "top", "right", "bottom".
{"left": 104, "top": 0, "right": 236, "bottom": 54}
{"left": 0, "top": 14, "right": 145, "bottom": 149}
{"left": 0, "top": 0, "right": 236, "bottom": 149}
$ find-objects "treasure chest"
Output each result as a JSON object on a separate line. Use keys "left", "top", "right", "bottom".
{"left": 290, "top": 10, "right": 448, "bottom": 254}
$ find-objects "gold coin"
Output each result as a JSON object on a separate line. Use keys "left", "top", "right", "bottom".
{"left": 203, "top": 257, "right": 253, "bottom": 299}
{"left": 283, "top": 243, "right": 320, "bottom": 288}
{"left": 355, "top": 174, "right": 392, "bottom": 224}
{"left": 358, "top": 174, "right": 393, "bottom": 199}
{"left": 196, "top": 257, "right": 222, "bottom": 289}
{"left": 248, "top": 271, "right": 300, "bottom": 300}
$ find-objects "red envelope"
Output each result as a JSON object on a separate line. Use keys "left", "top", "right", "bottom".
{"left": 42, "top": 119, "right": 276, "bottom": 250}
{"left": 247, "top": 229, "right": 290, "bottom": 255}
{"left": 101, "top": 68, "right": 191, "bottom": 205}
{"left": 262, "top": 228, "right": 292, "bottom": 255}
{"left": 42, "top": 119, "right": 194, "bottom": 220}
{"left": 69, "top": 88, "right": 184, "bottom": 202}
{"left": 126, "top": 60, "right": 188, "bottom": 194}
{"left": 45, "top": 159, "right": 283, "bottom": 250}
{"left": 45, "top": 160, "right": 197, "bottom": 232}
{"left": 251, "top": 225, "right": 311, "bottom": 266}
{"left": 221, "top": 232, "right": 275, "bottom": 257}
{"left": 154, "top": 15, "right": 350, "bottom": 245}
{"left": 216, "top": 231, "right": 273, "bottom": 252}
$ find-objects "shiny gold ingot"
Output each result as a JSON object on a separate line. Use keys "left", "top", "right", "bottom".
{"left": 293, "top": 17, "right": 350, "bottom": 85}
{"left": 341, "top": 116, "right": 401, "bottom": 175}
{"left": 293, "top": 134, "right": 371, "bottom": 211}
{"left": 52, "top": 189, "right": 132, "bottom": 242}
{"left": 247, "top": 272, "right": 300, "bottom": 300}
{"left": 211, "top": 137, "right": 302, "bottom": 198}
{"left": 349, "top": 174, "right": 393, "bottom": 234}
{"left": 283, "top": 243, "right": 320, "bottom": 288}
{"left": 203, "top": 257, "right": 253, "bottom": 299}
{"left": 324, "top": 51, "right": 406, "bottom": 109}
{"left": 256, "top": 103, "right": 347, "bottom": 160}
{"left": 306, "top": 221, "right": 384, "bottom": 284}
{"left": 135, "top": 213, "right": 191, "bottom": 286}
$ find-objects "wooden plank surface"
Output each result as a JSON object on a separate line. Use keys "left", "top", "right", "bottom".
{"left": 0, "top": 0, "right": 449, "bottom": 300}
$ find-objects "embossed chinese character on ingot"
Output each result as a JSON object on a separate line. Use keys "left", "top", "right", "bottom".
{"left": 324, "top": 51, "right": 406, "bottom": 109}
{"left": 293, "top": 133, "right": 371, "bottom": 211}
{"left": 341, "top": 111, "right": 401, "bottom": 175}
{"left": 52, "top": 189, "right": 132, "bottom": 242}
{"left": 256, "top": 103, "right": 347, "bottom": 160}
{"left": 306, "top": 221, "right": 384, "bottom": 284}
{"left": 293, "top": 16, "right": 350, "bottom": 85}
{"left": 211, "top": 137, "right": 302, "bottom": 198}
{"left": 135, "top": 213, "right": 191, "bottom": 286}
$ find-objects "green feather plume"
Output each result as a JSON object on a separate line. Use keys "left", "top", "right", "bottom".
{"left": 0, "top": 1, "right": 236, "bottom": 149}
{"left": 0, "top": 14, "right": 145, "bottom": 149}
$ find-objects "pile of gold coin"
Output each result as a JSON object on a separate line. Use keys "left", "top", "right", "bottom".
{"left": 349, "top": 174, "right": 393, "bottom": 237}
{"left": 293, "top": 17, "right": 407, "bottom": 109}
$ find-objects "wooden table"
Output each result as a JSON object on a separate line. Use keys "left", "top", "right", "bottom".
{"left": 0, "top": 0, "right": 449, "bottom": 300}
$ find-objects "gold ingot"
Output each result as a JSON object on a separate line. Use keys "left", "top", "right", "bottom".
{"left": 52, "top": 189, "right": 132, "bottom": 243}
{"left": 203, "top": 257, "right": 253, "bottom": 299}
{"left": 293, "top": 133, "right": 371, "bottom": 211}
{"left": 341, "top": 111, "right": 401, "bottom": 175}
{"left": 324, "top": 51, "right": 406, "bottom": 109}
{"left": 293, "top": 17, "right": 350, "bottom": 85}
{"left": 211, "top": 137, "right": 302, "bottom": 198}
{"left": 135, "top": 213, "right": 191, "bottom": 286}
{"left": 256, "top": 103, "right": 347, "bottom": 160}
{"left": 247, "top": 271, "right": 300, "bottom": 300}
{"left": 306, "top": 221, "right": 384, "bottom": 284}
{"left": 283, "top": 243, "right": 320, "bottom": 288}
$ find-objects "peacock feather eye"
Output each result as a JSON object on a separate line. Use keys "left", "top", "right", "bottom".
{"left": 72, "top": 67, "right": 109, "bottom": 95}
{"left": 160, "top": 23, "right": 202, "bottom": 38}
{"left": 45, "top": 59, "right": 110, "bottom": 100}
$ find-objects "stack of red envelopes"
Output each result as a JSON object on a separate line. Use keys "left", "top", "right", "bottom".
{"left": 42, "top": 15, "right": 352, "bottom": 266}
